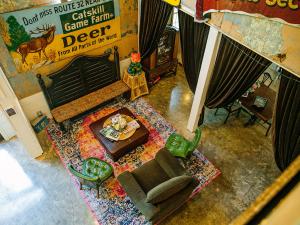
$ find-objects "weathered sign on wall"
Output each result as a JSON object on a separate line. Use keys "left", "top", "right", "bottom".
{"left": 163, "top": 0, "right": 181, "bottom": 6}
{"left": 196, "top": 0, "right": 300, "bottom": 26}
{"left": 0, "top": 0, "right": 121, "bottom": 72}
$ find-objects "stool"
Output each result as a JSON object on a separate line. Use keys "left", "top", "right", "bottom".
{"left": 123, "top": 70, "right": 149, "bottom": 101}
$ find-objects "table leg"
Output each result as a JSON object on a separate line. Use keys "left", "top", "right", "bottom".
{"left": 266, "top": 123, "right": 271, "bottom": 136}
{"left": 244, "top": 115, "right": 257, "bottom": 127}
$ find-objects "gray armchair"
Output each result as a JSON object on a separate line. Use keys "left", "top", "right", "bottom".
{"left": 117, "top": 148, "right": 199, "bottom": 223}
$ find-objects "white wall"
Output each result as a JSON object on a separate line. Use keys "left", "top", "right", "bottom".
{"left": 0, "top": 105, "right": 16, "bottom": 140}
{"left": 181, "top": 0, "right": 196, "bottom": 15}
{"left": 19, "top": 58, "right": 131, "bottom": 120}
{"left": 120, "top": 57, "right": 131, "bottom": 78}
{"left": 181, "top": 0, "right": 196, "bottom": 10}
{"left": 0, "top": 66, "right": 43, "bottom": 158}
{"left": 19, "top": 92, "right": 52, "bottom": 121}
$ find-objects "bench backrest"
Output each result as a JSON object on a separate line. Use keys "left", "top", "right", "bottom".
{"left": 37, "top": 46, "right": 120, "bottom": 109}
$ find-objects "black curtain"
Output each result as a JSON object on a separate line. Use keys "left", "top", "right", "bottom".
{"left": 178, "top": 10, "right": 210, "bottom": 93}
{"left": 273, "top": 70, "right": 300, "bottom": 171}
{"left": 139, "top": 0, "right": 172, "bottom": 59}
{"left": 205, "top": 37, "right": 271, "bottom": 108}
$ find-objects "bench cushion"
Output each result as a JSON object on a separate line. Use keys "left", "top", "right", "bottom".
{"left": 51, "top": 81, "right": 130, "bottom": 123}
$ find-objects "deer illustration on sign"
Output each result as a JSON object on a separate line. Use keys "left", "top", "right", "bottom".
{"left": 17, "top": 24, "right": 56, "bottom": 65}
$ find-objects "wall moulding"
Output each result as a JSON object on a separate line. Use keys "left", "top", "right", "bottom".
{"left": 207, "top": 12, "right": 300, "bottom": 78}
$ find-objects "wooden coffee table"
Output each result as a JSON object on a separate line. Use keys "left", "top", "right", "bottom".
{"left": 89, "top": 108, "right": 149, "bottom": 161}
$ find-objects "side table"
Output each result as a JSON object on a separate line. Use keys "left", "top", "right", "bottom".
{"left": 123, "top": 70, "right": 149, "bottom": 101}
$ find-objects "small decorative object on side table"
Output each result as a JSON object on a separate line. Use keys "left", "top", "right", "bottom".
{"left": 30, "top": 111, "right": 49, "bottom": 133}
{"left": 123, "top": 52, "right": 149, "bottom": 101}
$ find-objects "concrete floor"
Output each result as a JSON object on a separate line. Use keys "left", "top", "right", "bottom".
{"left": 0, "top": 65, "right": 281, "bottom": 225}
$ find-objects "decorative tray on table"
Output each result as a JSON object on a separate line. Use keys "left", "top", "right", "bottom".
{"left": 100, "top": 114, "right": 140, "bottom": 141}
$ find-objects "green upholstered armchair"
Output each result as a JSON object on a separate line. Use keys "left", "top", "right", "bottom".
{"left": 117, "top": 148, "right": 199, "bottom": 223}
{"left": 68, "top": 157, "right": 113, "bottom": 198}
{"left": 165, "top": 127, "right": 201, "bottom": 158}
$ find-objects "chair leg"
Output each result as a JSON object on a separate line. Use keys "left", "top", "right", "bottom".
{"left": 236, "top": 108, "right": 242, "bottom": 118}
{"left": 215, "top": 108, "right": 219, "bottom": 115}
{"left": 96, "top": 187, "right": 100, "bottom": 199}
{"left": 173, "top": 62, "right": 178, "bottom": 76}
{"left": 58, "top": 122, "right": 66, "bottom": 132}
{"left": 63, "top": 120, "right": 72, "bottom": 131}
{"left": 266, "top": 124, "right": 271, "bottom": 136}
{"left": 244, "top": 115, "right": 257, "bottom": 127}
{"left": 224, "top": 112, "right": 230, "bottom": 124}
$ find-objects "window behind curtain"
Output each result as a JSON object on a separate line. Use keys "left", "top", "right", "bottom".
{"left": 172, "top": 8, "right": 179, "bottom": 29}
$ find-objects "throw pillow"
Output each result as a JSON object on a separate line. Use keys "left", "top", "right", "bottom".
{"left": 146, "top": 175, "right": 192, "bottom": 204}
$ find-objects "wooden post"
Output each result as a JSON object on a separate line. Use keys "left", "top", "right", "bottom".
{"left": 114, "top": 46, "right": 120, "bottom": 80}
{"left": 187, "top": 26, "right": 222, "bottom": 132}
{"left": 36, "top": 74, "right": 53, "bottom": 109}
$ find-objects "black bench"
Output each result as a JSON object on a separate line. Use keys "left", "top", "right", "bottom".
{"left": 37, "top": 46, "right": 130, "bottom": 129}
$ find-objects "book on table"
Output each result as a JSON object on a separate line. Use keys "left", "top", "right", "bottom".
{"left": 100, "top": 126, "right": 120, "bottom": 141}
{"left": 99, "top": 119, "right": 140, "bottom": 141}
{"left": 123, "top": 120, "right": 140, "bottom": 134}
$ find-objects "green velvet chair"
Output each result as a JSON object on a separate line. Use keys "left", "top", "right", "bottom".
{"left": 68, "top": 157, "right": 113, "bottom": 198}
{"left": 117, "top": 148, "right": 199, "bottom": 223}
{"left": 165, "top": 127, "right": 201, "bottom": 158}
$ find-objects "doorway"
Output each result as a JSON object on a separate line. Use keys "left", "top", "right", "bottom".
{"left": 0, "top": 64, "right": 43, "bottom": 158}
{"left": 0, "top": 104, "right": 16, "bottom": 141}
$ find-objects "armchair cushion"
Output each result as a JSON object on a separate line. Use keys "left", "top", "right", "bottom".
{"left": 146, "top": 175, "right": 193, "bottom": 204}
{"left": 117, "top": 171, "right": 159, "bottom": 219}
{"left": 155, "top": 148, "right": 186, "bottom": 177}
{"left": 132, "top": 160, "right": 170, "bottom": 193}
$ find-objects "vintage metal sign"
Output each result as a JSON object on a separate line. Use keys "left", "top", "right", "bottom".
{"left": 0, "top": 0, "right": 121, "bottom": 72}
{"left": 163, "top": 0, "right": 181, "bottom": 6}
{"left": 196, "top": 0, "right": 300, "bottom": 25}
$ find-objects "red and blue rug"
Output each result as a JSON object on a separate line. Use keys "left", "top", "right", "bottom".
{"left": 47, "top": 98, "right": 221, "bottom": 225}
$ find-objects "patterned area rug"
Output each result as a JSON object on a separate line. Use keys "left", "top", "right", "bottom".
{"left": 47, "top": 98, "right": 221, "bottom": 225}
